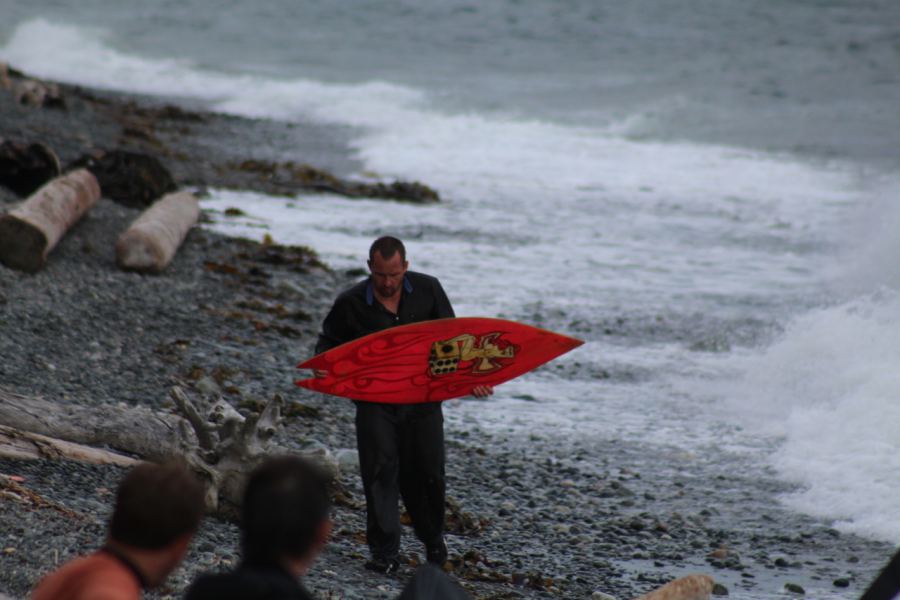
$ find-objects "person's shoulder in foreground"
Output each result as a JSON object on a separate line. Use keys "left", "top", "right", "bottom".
{"left": 186, "top": 564, "right": 316, "bottom": 600}
{"left": 30, "top": 552, "right": 142, "bottom": 600}
{"left": 31, "top": 461, "right": 205, "bottom": 600}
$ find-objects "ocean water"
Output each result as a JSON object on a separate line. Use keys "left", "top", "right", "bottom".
{"left": 2, "top": 0, "right": 899, "bottom": 575}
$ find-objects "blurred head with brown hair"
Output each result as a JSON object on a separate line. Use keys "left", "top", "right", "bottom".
{"left": 107, "top": 460, "right": 206, "bottom": 587}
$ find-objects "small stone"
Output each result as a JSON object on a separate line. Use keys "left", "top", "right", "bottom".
{"left": 784, "top": 582, "right": 805, "bottom": 594}
{"left": 3, "top": 547, "right": 15, "bottom": 554}
{"left": 712, "top": 583, "right": 729, "bottom": 595}
{"left": 833, "top": 578, "right": 850, "bottom": 588}
{"left": 196, "top": 376, "right": 220, "bottom": 396}
{"left": 591, "top": 592, "right": 616, "bottom": 600}
{"left": 335, "top": 448, "right": 359, "bottom": 473}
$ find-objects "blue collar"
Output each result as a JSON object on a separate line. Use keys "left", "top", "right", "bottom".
{"left": 366, "top": 275, "right": 414, "bottom": 306}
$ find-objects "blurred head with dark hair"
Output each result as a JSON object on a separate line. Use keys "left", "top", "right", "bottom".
{"left": 110, "top": 461, "right": 206, "bottom": 551}
{"left": 108, "top": 461, "right": 205, "bottom": 587}
{"left": 241, "top": 455, "right": 332, "bottom": 574}
{"left": 368, "top": 235, "right": 406, "bottom": 262}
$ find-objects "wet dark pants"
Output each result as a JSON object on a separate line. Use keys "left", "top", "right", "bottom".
{"left": 355, "top": 401, "right": 445, "bottom": 560}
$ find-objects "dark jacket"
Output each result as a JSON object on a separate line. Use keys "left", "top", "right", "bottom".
{"left": 184, "top": 564, "right": 315, "bottom": 600}
{"left": 315, "top": 271, "right": 454, "bottom": 354}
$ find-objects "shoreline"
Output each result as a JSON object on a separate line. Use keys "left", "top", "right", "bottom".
{"left": 0, "top": 67, "right": 895, "bottom": 599}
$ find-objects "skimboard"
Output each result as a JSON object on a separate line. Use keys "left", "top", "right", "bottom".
{"left": 296, "top": 317, "right": 583, "bottom": 403}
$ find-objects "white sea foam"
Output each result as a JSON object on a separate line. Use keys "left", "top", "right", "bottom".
{"left": 699, "top": 292, "right": 900, "bottom": 542}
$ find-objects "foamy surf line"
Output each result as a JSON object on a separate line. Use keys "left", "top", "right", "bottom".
{"left": 2, "top": 17, "right": 886, "bottom": 199}
{"left": 692, "top": 291, "right": 900, "bottom": 543}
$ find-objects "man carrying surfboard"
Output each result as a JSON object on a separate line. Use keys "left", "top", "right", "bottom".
{"left": 314, "top": 236, "right": 492, "bottom": 574}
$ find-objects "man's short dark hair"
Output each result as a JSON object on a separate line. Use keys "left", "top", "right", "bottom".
{"left": 109, "top": 461, "right": 205, "bottom": 550}
{"left": 241, "top": 456, "right": 332, "bottom": 565}
{"left": 369, "top": 236, "right": 406, "bottom": 262}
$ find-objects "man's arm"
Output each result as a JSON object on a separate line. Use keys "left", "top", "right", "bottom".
{"left": 315, "top": 297, "right": 355, "bottom": 355}
{"left": 431, "top": 279, "right": 455, "bottom": 320}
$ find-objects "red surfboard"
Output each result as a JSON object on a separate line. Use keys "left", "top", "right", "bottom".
{"left": 295, "top": 317, "right": 583, "bottom": 403}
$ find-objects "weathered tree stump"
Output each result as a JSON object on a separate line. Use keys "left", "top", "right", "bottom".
{"left": 634, "top": 574, "right": 715, "bottom": 600}
{"left": 169, "top": 386, "right": 298, "bottom": 514}
{"left": 0, "top": 169, "right": 101, "bottom": 273}
{"left": 116, "top": 190, "right": 200, "bottom": 273}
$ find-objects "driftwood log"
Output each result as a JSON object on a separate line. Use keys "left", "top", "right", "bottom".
{"left": 115, "top": 190, "right": 199, "bottom": 273}
{"left": 0, "top": 387, "right": 182, "bottom": 460}
{"left": 0, "top": 425, "right": 138, "bottom": 467}
{"left": 0, "top": 386, "right": 337, "bottom": 516}
{"left": 634, "top": 574, "right": 715, "bottom": 600}
{"left": 0, "top": 169, "right": 101, "bottom": 273}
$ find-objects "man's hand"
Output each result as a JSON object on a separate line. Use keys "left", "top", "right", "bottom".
{"left": 471, "top": 385, "right": 493, "bottom": 398}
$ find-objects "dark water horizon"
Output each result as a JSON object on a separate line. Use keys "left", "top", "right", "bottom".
{"left": 1, "top": 0, "right": 898, "bottom": 169}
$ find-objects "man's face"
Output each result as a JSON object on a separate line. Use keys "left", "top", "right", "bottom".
{"left": 368, "top": 251, "right": 408, "bottom": 299}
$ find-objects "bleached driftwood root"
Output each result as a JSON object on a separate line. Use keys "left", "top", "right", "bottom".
{"left": 0, "top": 386, "right": 337, "bottom": 516}
{"left": 0, "top": 169, "right": 101, "bottom": 272}
{"left": 634, "top": 574, "right": 715, "bottom": 600}
{"left": 116, "top": 190, "right": 200, "bottom": 273}
{"left": 169, "top": 386, "right": 311, "bottom": 514}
